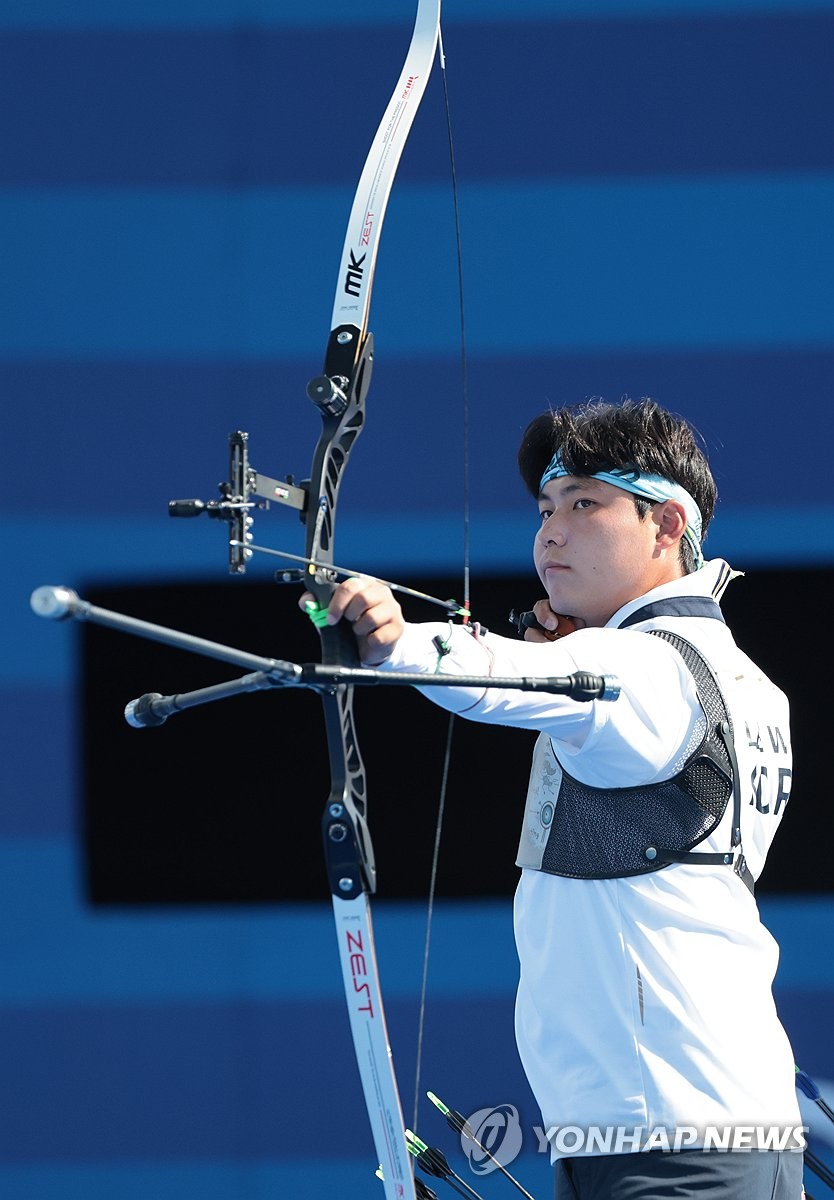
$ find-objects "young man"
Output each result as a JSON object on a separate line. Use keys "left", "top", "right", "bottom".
{"left": 313, "top": 399, "right": 804, "bottom": 1199}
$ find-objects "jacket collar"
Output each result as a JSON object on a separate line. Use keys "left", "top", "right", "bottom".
{"left": 609, "top": 559, "right": 737, "bottom": 630}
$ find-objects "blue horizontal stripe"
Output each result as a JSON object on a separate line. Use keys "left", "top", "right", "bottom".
{"left": 1, "top": 840, "right": 832, "bottom": 1002}
{"left": 0, "top": 1159, "right": 552, "bottom": 1200}
{"left": 0, "top": 990, "right": 525, "bottom": 1161}
{"left": 0, "top": 1162, "right": 424, "bottom": 1200}
{"left": 0, "top": 688, "right": 75, "bottom": 836}
{"left": 3, "top": 0, "right": 834, "bottom": 29}
{"left": 3, "top": 348, "right": 833, "bottom": 518}
{"left": 2, "top": 177, "right": 833, "bottom": 357}
{"left": 0, "top": 840, "right": 519, "bottom": 1002}
{"left": 2, "top": 16, "right": 831, "bottom": 185}
{"left": 0, "top": 187, "right": 352, "bottom": 357}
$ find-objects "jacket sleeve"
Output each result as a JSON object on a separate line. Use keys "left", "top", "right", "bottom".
{"left": 375, "top": 621, "right": 703, "bottom": 782}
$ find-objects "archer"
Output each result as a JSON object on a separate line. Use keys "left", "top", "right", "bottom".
{"left": 305, "top": 396, "right": 803, "bottom": 1200}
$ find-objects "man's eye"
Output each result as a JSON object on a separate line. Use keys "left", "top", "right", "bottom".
{"left": 574, "top": 498, "right": 594, "bottom": 510}
{"left": 539, "top": 509, "right": 553, "bottom": 522}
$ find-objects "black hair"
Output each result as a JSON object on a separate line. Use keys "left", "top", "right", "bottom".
{"left": 518, "top": 398, "right": 717, "bottom": 574}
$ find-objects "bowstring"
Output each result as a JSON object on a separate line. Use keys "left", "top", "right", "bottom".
{"left": 412, "top": 20, "right": 471, "bottom": 1135}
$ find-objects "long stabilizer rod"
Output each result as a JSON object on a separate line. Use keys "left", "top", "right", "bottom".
{"left": 31, "top": 585, "right": 620, "bottom": 728}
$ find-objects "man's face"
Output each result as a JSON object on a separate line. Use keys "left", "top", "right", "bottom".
{"left": 534, "top": 475, "right": 680, "bottom": 628}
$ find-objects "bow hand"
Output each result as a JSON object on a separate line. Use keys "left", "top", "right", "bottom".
{"left": 301, "top": 577, "right": 405, "bottom": 665}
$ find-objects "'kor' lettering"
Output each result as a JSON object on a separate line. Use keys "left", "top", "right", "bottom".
{"left": 751, "top": 764, "right": 769, "bottom": 813}
{"left": 749, "top": 764, "right": 792, "bottom": 816}
{"left": 774, "top": 767, "right": 792, "bottom": 816}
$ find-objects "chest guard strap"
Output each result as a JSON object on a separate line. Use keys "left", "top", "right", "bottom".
{"left": 538, "top": 630, "right": 753, "bottom": 892}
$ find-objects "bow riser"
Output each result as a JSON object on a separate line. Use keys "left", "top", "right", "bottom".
{"left": 306, "top": 343, "right": 401, "bottom": 1186}
{"left": 305, "top": 324, "right": 375, "bottom": 887}
{"left": 320, "top": 686, "right": 375, "bottom": 896}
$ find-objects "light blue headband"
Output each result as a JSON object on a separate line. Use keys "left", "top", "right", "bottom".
{"left": 540, "top": 452, "right": 704, "bottom": 569}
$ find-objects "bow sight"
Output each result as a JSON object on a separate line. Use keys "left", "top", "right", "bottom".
{"left": 168, "top": 429, "right": 308, "bottom": 575}
{"left": 167, "top": 317, "right": 374, "bottom": 577}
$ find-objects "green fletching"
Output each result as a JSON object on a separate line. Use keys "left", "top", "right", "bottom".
{"left": 427, "top": 1091, "right": 450, "bottom": 1116}
{"left": 405, "top": 1129, "right": 429, "bottom": 1153}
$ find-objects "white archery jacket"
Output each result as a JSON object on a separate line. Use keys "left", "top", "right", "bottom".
{"left": 378, "top": 560, "right": 802, "bottom": 1156}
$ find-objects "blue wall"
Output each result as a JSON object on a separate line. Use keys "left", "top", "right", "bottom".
{"left": 3, "top": 1, "right": 833, "bottom": 1196}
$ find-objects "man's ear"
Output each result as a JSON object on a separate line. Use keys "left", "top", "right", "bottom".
{"left": 654, "top": 499, "right": 687, "bottom": 551}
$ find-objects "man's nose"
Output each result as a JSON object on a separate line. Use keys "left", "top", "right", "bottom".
{"left": 539, "top": 513, "right": 566, "bottom": 546}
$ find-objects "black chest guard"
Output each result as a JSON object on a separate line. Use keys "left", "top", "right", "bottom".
{"left": 537, "top": 628, "right": 753, "bottom": 893}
